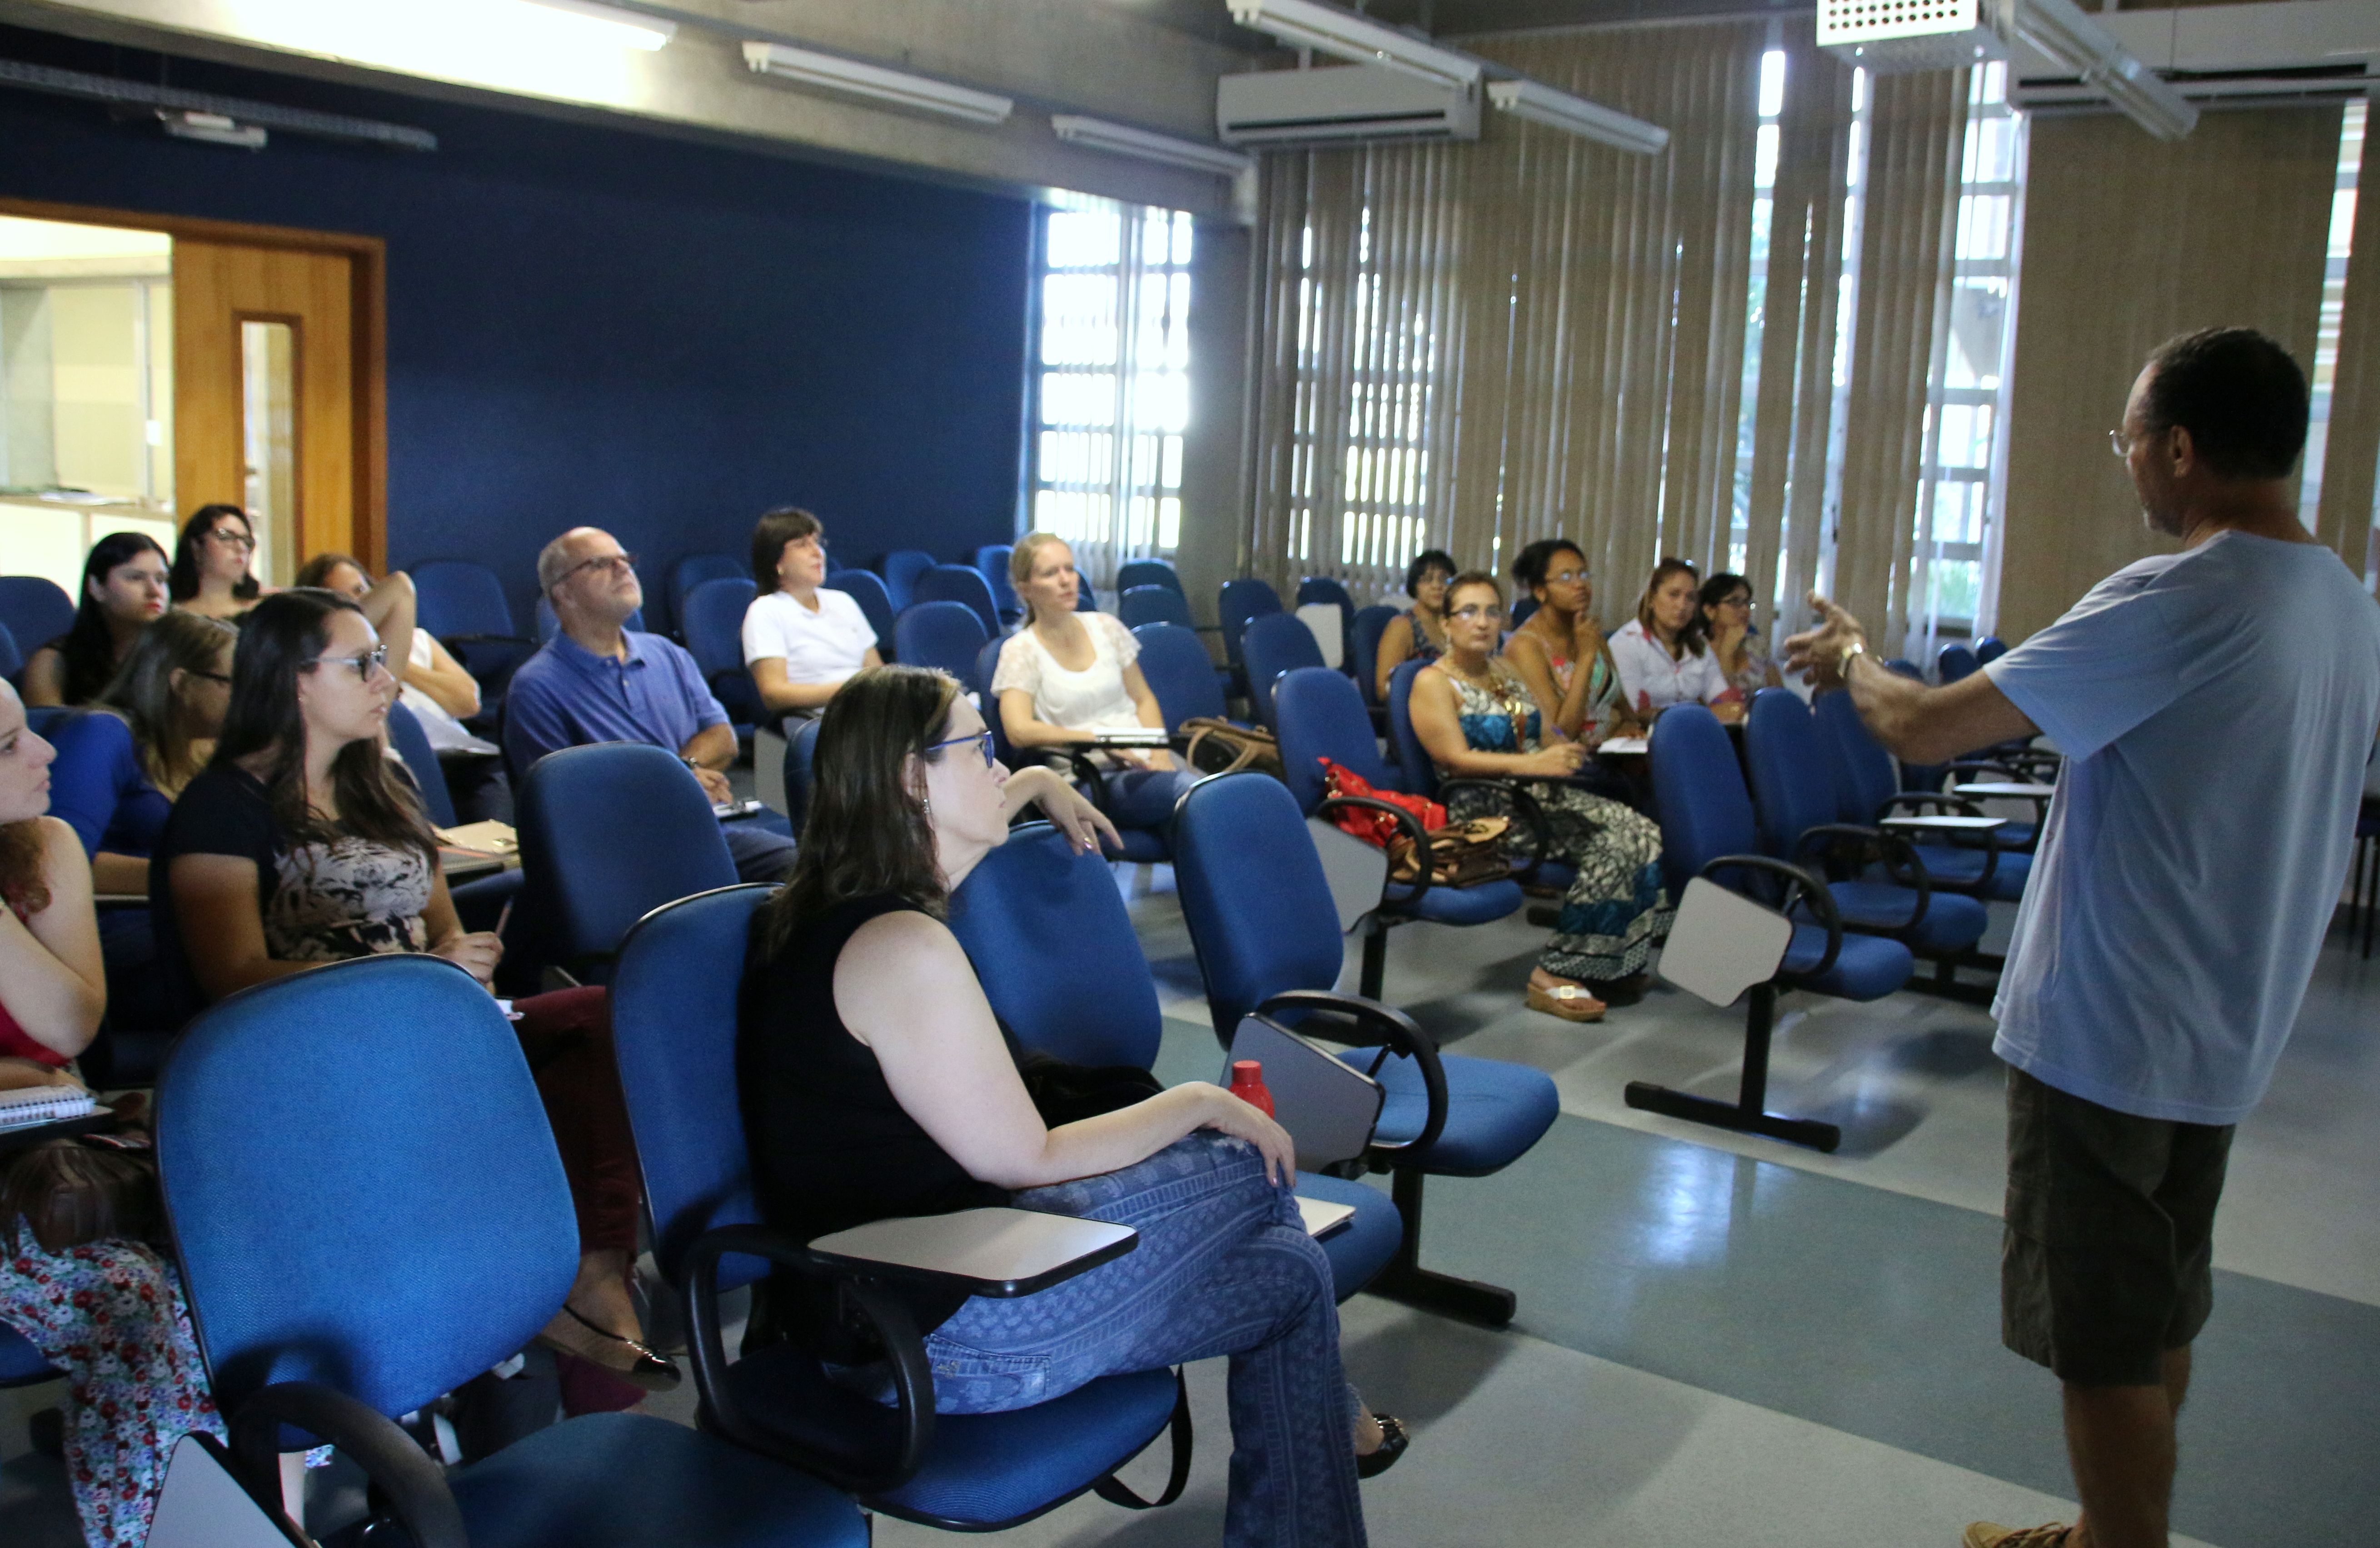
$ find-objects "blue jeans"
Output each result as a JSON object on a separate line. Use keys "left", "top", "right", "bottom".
{"left": 927, "top": 1132, "right": 1366, "bottom": 1548}
{"left": 1103, "top": 765, "right": 1201, "bottom": 834}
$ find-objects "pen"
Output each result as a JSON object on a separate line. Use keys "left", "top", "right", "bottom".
{"left": 494, "top": 899, "right": 514, "bottom": 940}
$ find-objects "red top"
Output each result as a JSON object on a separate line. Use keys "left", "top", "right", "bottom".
{"left": 0, "top": 898, "right": 70, "bottom": 1069}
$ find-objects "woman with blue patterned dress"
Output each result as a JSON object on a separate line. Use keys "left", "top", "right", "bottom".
{"left": 1406, "top": 572, "right": 1671, "bottom": 1023}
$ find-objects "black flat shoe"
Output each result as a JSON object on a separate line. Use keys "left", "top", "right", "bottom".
{"left": 1356, "top": 1413, "right": 1409, "bottom": 1479}
{"left": 536, "top": 1303, "right": 682, "bottom": 1393}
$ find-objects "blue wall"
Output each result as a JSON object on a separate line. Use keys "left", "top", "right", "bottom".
{"left": 0, "top": 24, "right": 1032, "bottom": 631}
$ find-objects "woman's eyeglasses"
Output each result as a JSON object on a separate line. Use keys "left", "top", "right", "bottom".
{"left": 206, "top": 529, "right": 257, "bottom": 551}
{"left": 928, "top": 729, "right": 997, "bottom": 769}
{"left": 306, "top": 647, "right": 389, "bottom": 682}
{"left": 1448, "top": 603, "right": 1506, "bottom": 625}
{"left": 189, "top": 670, "right": 232, "bottom": 685}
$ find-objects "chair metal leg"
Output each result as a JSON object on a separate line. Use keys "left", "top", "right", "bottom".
{"left": 1357, "top": 922, "right": 1389, "bottom": 1002}
{"left": 1623, "top": 984, "right": 1842, "bottom": 1152}
{"left": 2360, "top": 833, "right": 2376, "bottom": 960}
{"left": 1366, "top": 1167, "right": 1519, "bottom": 1328}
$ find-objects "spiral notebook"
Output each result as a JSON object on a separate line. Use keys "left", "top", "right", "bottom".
{"left": 0, "top": 1084, "right": 98, "bottom": 1132}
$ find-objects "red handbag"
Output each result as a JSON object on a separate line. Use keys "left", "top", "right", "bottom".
{"left": 1318, "top": 759, "right": 1446, "bottom": 848}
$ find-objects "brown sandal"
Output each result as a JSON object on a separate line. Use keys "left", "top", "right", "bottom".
{"left": 1526, "top": 983, "right": 1607, "bottom": 1022}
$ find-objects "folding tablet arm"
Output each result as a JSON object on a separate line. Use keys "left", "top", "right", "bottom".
{"left": 1252, "top": 987, "right": 1449, "bottom": 1168}
{"left": 684, "top": 1210, "right": 1138, "bottom": 1496}
{"left": 226, "top": 1380, "right": 468, "bottom": 1548}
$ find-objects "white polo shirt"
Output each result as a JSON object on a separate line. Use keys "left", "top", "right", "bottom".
{"left": 1609, "top": 618, "right": 1731, "bottom": 715}
{"left": 742, "top": 587, "right": 877, "bottom": 689}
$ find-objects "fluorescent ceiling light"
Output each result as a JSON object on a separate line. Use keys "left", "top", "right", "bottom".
{"left": 518, "top": 0, "right": 676, "bottom": 52}
{"left": 1226, "top": 0, "right": 1482, "bottom": 93}
{"left": 741, "top": 41, "right": 1014, "bottom": 125}
{"left": 2013, "top": 0, "right": 2197, "bottom": 139}
{"left": 1051, "top": 114, "right": 1253, "bottom": 176}
{"left": 1486, "top": 79, "right": 1667, "bottom": 155}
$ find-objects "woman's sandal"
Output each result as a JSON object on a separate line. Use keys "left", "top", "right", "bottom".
{"left": 1526, "top": 983, "right": 1607, "bottom": 1022}
{"left": 535, "top": 1303, "right": 682, "bottom": 1393}
{"left": 1356, "top": 1413, "right": 1410, "bottom": 1479}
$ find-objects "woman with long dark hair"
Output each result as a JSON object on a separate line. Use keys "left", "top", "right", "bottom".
{"left": 167, "top": 504, "right": 266, "bottom": 619}
{"left": 154, "top": 590, "right": 670, "bottom": 1398}
{"left": 21, "top": 531, "right": 170, "bottom": 708}
{"left": 1609, "top": 557, "right": 1741, "bottom": 724}
{"left": 743, "top": 666, "right": 1379, "bottom": 1548}
{"left": 0, "top": 677, "right": 216, "bottom": 1548}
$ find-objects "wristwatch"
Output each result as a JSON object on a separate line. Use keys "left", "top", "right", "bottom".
{"left": 1837, "top": 639, "right": 1868, "bottom": 677}
{"left": 679, "top": 755, "right": 701, "bottom": 772}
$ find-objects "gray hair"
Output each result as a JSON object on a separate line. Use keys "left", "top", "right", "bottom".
{"left": 537, "top": 529, "right": 604, "bottom": 594}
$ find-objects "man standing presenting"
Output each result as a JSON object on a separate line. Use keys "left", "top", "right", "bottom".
{"left": 505, "top": 526, "right": 798, "bottom": 883}
{"left": 1784, "top": 328, "right": 2380, "bottom": 1548}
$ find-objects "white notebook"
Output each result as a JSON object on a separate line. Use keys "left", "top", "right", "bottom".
{"left": 0, "top": 1084, "right": 97, "bottom": 1132}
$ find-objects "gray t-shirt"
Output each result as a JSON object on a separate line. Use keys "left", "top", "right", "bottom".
{"left": 1986, "top": 531, "right": 2380, "bottom": 1124}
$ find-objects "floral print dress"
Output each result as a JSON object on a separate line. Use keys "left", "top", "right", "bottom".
{"left": 1436, "top": 661, "right": 1673, "bottom": 982}
{"left": 2, "top": 1233, "right": 222, "bottom": 1548}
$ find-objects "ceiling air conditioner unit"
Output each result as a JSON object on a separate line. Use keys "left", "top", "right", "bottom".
{"left": 1817, "top": 0, "right": 2014, "bottom": 75}
{"left": 1217, "top": 65, "right": 1479, "bottom": 148}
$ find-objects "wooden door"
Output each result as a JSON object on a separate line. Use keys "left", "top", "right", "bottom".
{"left": 173, "top": 240, "right": 365, "bottom": 584}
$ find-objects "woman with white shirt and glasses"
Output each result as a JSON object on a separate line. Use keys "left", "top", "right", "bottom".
{"left": 741, "top": 507, "right": 882, "bottom": 719}
{"left": 991, "top": 533, "right": 1197, "bottom": 837}
{"left": 1608, "top": 558, "right": 1744, "bottom": 724}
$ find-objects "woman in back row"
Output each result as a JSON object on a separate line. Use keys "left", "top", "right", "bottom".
{"left": 21, "top": 531, "right": 170, "bottom": 709}
{"left": 1410, "top": 572, "right": 1671, "bottom": 1024}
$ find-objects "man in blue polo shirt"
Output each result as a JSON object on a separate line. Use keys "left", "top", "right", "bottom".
{"left": 505, "top": 526, "right": 797, "bottom": 883}
{"left": 1786, "top": 328, "right": 2380, "bottom": 1548}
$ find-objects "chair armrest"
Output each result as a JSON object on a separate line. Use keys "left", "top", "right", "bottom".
{"left": 1698, "top": 853, "right": 1841, "bottom": 979}
{"left": 685, "top": 1222, "right": 935, "bottom": 1494}
{"left": 1874, "top": 791, "right": 1985, "bottom": 818}
{"left": 804, "top": 1208, "right": 1138, "bottom": 1298}
{"left": 1791, "top": 823, "right": 1932, "bottom": 932}
{"left": 1881, "top": 815, "right": 2006, "bottom": 833}
{"left": 230, "top": 1381, "right": 465, "bottom": 1548}
{"left": 1435, "top": 777, "right": 1555, "bottom": 882}
{"left": 1253, "top": 988, "right": 1448, "bottom": 1162}
{"left": 1315, "top": 795, "right": 1434, "bottom": 913}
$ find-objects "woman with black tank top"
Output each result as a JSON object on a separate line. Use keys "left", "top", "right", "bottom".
{"left": 741, "top": 667, "right": 1374, "bottom": 1548}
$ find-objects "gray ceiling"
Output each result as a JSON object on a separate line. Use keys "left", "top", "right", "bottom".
{"left": 1112, "top": 0, "right": 1803, "bottom": 50}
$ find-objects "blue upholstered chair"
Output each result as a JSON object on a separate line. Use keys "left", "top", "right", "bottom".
{"left": 1294, "top": 576, "right": 1356, "bottom": 665}
{"left": 1743, "top": 691, "right": 1991, "bottom": 1001}
{"left": 609, "top": 886, "right": 1191, "bottom": 1531}
{"left": 412, "top": 558, "right": 517, "bottom": 639}
{"left": 913, "top": 564, "right": 1001, "bottom": 638}
{"left": 1216, "top": 579, "right": 1282, "bottom": 692}
{"left": 1131, "top": 623, "right": 1227, "bottom": 730}
{"left": 1171, "top": 771, "right": 1558, "bottom": 1326}
{"left": 974, "top": 544, "right": 1021, "bottom": 625}
{"left": 0, "top": 575, "right": 74, "bottom": 660}
{"left": 380, "top": 703, "right": 522, "bottom": 943}
{"left": 893, "top": 601, "right": 989, "bottom": 683}
{"left": 1272, "top": 668, "right": 1537, "bottom": 992}
{"left": 1627, "top": 704, "right": 1916, "bottom": 1152}
{"left": 1119, "top": 584, "right": 1193, "bottom": 632}
{"left": 0, "top": 1323, "right": 57, "bottom": 1389}
{"left": 1116, "top": 559, "right": 1183, "bottom": 599}
{"left": 0, "top": 618, "right": 21, "bottom": 687}
{"left": 1936, "top": 643, "right": 1979, "bottom": 684}
{"left": 1974, "top": 635, "right": 2007, "bottom": 665}
{"left": 951, "top": 824, "right": 1402, "bottom": 1300}
{"left": 1239, "top": 611, "right": 1326, "bottom": 731}
{"left": 684, "top": 576, "right": 763, "bottom": 730}
{"left": 824, "top": 571, "right": 897, "bottom": 660}
{"left": 516, "top": 742, "right": 736, "bottom": 982}
{"left": 1349, "top": 605, "right": 1398, "bottom": 708}
{"left": 878, "top": 550, "right": 937, "bottom": 611}
{"left": 410, "top": 559, "right": 536, "bottom": 711}
{"left": 1814, "top": 689, "right": 2040, "bottom": 878}
{"left": 671, "top": 553, "right": 746, "bottom": 637}
{"left": 157, "top": 953, "right": 866, "bottom": 1548}
{"left": 781, "top": 717, "right": 822, "bottom": 834}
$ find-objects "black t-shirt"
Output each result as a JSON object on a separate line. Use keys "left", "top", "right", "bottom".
{"left": 739, "top": 893, "right": 1011, "bottom": 1337}
{"left": 153, "top": 766, "right": 434, "bottom": 1007}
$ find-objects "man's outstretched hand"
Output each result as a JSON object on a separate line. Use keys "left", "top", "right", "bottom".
{"left": 1781, "top": 591, "right": 1870, "bottom": 691}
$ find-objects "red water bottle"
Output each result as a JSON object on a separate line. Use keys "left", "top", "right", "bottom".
{"left": 1228, "top": 1059, "right": 1275, "bottom": 1117}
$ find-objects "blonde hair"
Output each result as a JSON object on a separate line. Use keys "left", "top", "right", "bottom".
{"left": 1009, "top": 532, "right": 1073, "bottom": 624}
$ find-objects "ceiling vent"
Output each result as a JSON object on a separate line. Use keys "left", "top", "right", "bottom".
{"left": 1217, "top": 64, "right": 1479, "bottom": 148}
